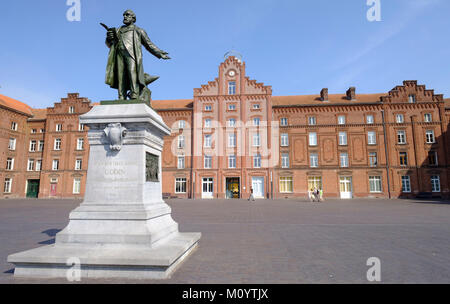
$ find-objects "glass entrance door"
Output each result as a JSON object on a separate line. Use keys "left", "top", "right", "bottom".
{"left": 202, "top": 178, "right": 214, "bottom": 199}
{"left": 252, "top": 177, "right": 264, "bottom": 199}
{"left": 339, "top": 177, "right": 352, "bottom": 199}
{"left": 226, "top": 178, "right": 240, "bottom": 199}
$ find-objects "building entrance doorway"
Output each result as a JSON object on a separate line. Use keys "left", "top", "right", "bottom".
{"left": 251, "top": 177, "right": 265, "bottom": 199}
{"left": 225, "top": 177, "right": 240, "bottom": 199}
{"left": 340, "top": 177, "right": 353, "bottom": 199}
{"left": 26, "top": 180, "right": 40, "bottom": 198}
{"left": 202, "top": 178, "right": 214, "bottom": 199}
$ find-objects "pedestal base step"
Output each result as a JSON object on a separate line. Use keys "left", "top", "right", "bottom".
{"left": 8, "top": 232, "right": 200, "bottom": 280}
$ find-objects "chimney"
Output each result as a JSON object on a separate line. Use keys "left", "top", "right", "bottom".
{"left": 346, "top": 87, "right": 356, "bottom": 100}
{"left": 320, "top": 88, "right": 328, "bottom": 102}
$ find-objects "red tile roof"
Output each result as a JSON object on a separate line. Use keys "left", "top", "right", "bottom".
{"left": 0, "top": 94, "right": 33, "bottom": 116}
{"left": 29, "top": 108, "right": 48, "bottom": 121}
{"left": 272, "top": 93, "right": 385, "bottom": 106}
{"left": 152, "top": 99, "right": 193, "bottom": 110}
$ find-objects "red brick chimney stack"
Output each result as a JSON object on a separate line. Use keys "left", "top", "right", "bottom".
{"left": 346, "top": 87, "right": 356, "bottom": 100}
{"left": 320, "top": 88, "right": 328, "bottom": 102}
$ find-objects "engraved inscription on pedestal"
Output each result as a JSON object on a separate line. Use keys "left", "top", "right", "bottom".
{"left": 146, "top": 152, "right": 159, "bottom": 182}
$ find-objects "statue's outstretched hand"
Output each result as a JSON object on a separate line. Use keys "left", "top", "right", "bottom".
{"left": 160, "top": 52, "right": 171, "bottom": 60}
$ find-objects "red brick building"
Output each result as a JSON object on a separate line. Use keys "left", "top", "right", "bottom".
{"left": 1, "top": 57, "right": 449, "bottom": 199}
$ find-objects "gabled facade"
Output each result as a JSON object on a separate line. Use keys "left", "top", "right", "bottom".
{"left": 1, "top": 58, "right": 449, "bottom": 200}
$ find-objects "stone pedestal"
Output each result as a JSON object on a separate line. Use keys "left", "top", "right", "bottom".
{"left": 8, "top": 104, "right": 201, "bottom": 279}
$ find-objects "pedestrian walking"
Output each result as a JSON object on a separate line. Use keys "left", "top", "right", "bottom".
{"left": 319, "top": 188, "right": 324, "bottom": 202}
{"left": 248, "top": 187, "right": 255, "bottom": 202}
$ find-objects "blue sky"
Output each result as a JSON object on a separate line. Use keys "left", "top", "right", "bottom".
{"left": 0, "top": 0, "right": 449, "bottom": 108}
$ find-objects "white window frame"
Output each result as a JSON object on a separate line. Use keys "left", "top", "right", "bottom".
{"left": 431, "top": 176, "right": 441, "bottom": 193}
{"left": 177, "top": 156, "right": 185, "bottom": 169}
{"left": 54, "top": 138, "right": 61, "bottom": 151}
{"left": 204, "top": 134, "right": 212, "bottom": 148}
{"left": 279, "top": 177, "right": 293, "bottom": 193}
{"left": 281, "top": 133, "right": 289, "bottom": 147}
{"left": 30, "top": 140, "right": 37, "bottom": 152}
{"left": 281, "top": 153, "right": 289, "bottom": 168}
{"left": 253, "top": 117, "right": 260, "bottom": 127}
{"left": 205, "top": 105, "right": 212, "bottom": 111}
{"left": 340, "top": 153, "right": 349, "bottom": 168}
{"left": 401, "top": 176, "right": 411, "bottom": 193}
{"left": 408, "top": 94, "right": 416, "bottom": 103}
{"left": 366, "top": 115, "right": 374, "bottom": 124}
{"left": 178, "top": 120, "right": 186, "bottom": 129}
{"left": 309, "top": 132, "right": 317, "bottom": 146}
{"left": 9, "top": 138, "right": 16, "bottom": 150}
{"left": 368, "top": 131, "right": 377, "bottom": 145}
{"left": 253, "top": 104, "right": 260, "bottom": 110}
{"left": 425, "top": 130, "right": 435, "bottom": 144}
{"left": 77, "top": 138, "right": 84, "bottom": 150}
{"left": 280, "top": 118, "right": 288, "bottom": 126}
{"left": 69, "top": 106, "right": 75, "bottom": 114}
{"left": 56, "top": 124, "right": 62, "bottom": 132}
{"left": 11, "top": 122, "right": 18, "bottom": 131}
{"left": 52, "top": 159, "right": 59, "bottom": 171}
{"left": 178, "top": 135, "right": 185, "bottom": 149}
{"left": 253, "top": 133, "right": 260, "bottom": 147}
{"left": 310, "top": 153, "right": 319, "bottom": 168}
{"left": 228, "top": 118, "right": 236, "bottom": 128}
{"left": 78, "top": 123, "right": 84, "bottom": 131}
{"left": 338, "top": 115, "right": 346, "bottom": 125}
{"left": 228, "top": 133, "right": 236, "bottom": 148}
{"left": 204, "top": 119, "right": 211, "bottom": 128}
{"left": 27, "top": 159, "right": 34, "bottom": 171}
{"left": 396, "top": 114, "right": 404, "bottom": 124}
{"left": 308, "top": 116, "right": 316, "bottom": 126}
{"left": 228, "top": 104, "right": 236, "bottom": 111}
{"left": 204, "top": 155, "right": 212, "bottom": 169}
{"left": 4, "top": 178, "right": 12, "bottom": 193}
{"left": 175, "top": 178, "right": 187, "bottom": 193}
{"left": 75, "top": 159, "right": 82, "bottom": 171}
{"left": 228, "top": 81, "right": 236, "bottom": 95}
{"left": 73, "top": 178, "right": 81, "bottom": 194}
{"left": 253, "top": 154, "right": 261, "bottom": 168}
{"left": 35, "top": 160, "right": 42, "bottom": 171}
{"left": 38, "top": 140, "right": 44, "bottom": 151}
{"left": 397, "top": 130, "right": 406, "bottom": 144}
{"left": 338, "top": 132, "right": 347, "bottom": 146}
{"left": 369, "top": 176, "right": 382, "bottom": 193}
{"left": 6, "top": 158, "right": 14, "bottom": 171}
{"left": 228, "top": 155, "right": 236, "bottom": 169}
{"left": 424, "top": 113, "right": 432, "bottom": 123}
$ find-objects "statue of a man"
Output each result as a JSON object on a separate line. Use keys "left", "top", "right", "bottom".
{"left": 104, "top": 10, "right": 170, "bottom": 101}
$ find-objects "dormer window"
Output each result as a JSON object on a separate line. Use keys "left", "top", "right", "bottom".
{"left": 228, "top": 81, "right": 236, "bottom": 95}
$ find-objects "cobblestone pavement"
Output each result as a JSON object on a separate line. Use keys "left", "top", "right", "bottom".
{"left": 1, "top": 198, "right": 449, "bottom": 284}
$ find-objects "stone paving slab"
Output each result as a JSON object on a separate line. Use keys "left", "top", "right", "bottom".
{"left": 1, "top": 198, "right": 449, "bottom": 284}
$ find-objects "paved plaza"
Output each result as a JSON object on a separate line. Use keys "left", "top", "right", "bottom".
{"left": 0, "top": 197, "right": 449, "bottom": 284}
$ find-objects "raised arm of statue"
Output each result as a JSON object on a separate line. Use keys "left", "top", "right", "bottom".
{"left": 140, "top": 29, "right": 171, "bottom": 60}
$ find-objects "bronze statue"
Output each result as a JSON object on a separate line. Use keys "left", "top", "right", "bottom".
{"left": 102, "top": 10, "right": 170, "bottom": 102}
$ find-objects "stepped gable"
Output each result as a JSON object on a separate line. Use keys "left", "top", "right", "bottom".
{"left": 380, "top": 80, "right": 444, "bottom": 103}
